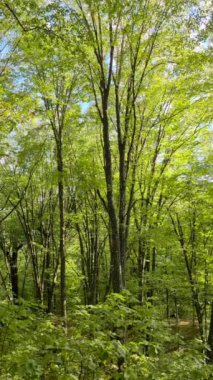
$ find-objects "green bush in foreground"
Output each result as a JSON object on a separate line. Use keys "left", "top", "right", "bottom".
{"left": 0, "top": 294, "right": 212, "bottom": 379}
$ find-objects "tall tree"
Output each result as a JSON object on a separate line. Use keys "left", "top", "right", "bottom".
{"left": 75, "top": 0, "right": 211, "bottom": 293}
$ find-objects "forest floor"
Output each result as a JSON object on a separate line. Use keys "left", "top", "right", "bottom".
{"left": 167, "top": 319, "right": 200, "bottom": 352}
{"left": 170, "top": 319, "right": 200, "bottom": 339}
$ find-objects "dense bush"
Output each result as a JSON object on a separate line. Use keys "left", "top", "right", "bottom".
{"left": 0, "top": 294, "right": 212, "bottom": 379}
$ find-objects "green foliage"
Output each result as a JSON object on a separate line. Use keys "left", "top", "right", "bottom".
{"left": 0, "top": 295, "right": 212, "bottom": 379}
{"left": 0, "top": 0, "right": 212, "bottom": 378}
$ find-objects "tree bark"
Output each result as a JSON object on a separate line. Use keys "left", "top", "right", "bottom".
{"left": 102, "top": 93, "right": 122, "bottom": 293}
{"left": 207, "top": 301, "right": 213, "bottom": 363}
{"left": 57, "top": 142, "right": 66, "bottom": 318}
{"left": 6, "top": 244, "right": 22, "bottom": 304}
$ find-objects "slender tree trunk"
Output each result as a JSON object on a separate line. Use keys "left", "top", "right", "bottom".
{"left": 57, "top": 142, "right": 66, "bottom": 318}
{"left": 6, "top": 245, "right": 23, "bottom": 304}
{"left": 44, "top": 250, "right": 51, "bottom": 312}
{"left": 166, "top": 288, "right": 170, "bottom": 321}
{"left": 150, "top": 246, "right": 156, "bottom": 301}
{"left": 119, "top": 147, "right": 127, "bottom": 288}
{"left": 7, "top": 249, "right": 19, "bottom": 303}
{"left": 138, "top": 237, "right": 146, "bottom": 304}
{"left": 102, "top": 94, "right": 122, "bottom": 293}
{"left": 10, "top": 250, "right": 19, "bottom": 303}
{"left": 29, "top": 241, "right": 42, "bottom": 302}
{"left": 207, "top": 301, "right": 213, "bottom": 363}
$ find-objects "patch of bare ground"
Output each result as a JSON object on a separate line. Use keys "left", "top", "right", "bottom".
{"left": 166, "top": 320, "right": 200, "bottom": 352}
{"left": 170, "top": 319, "right": 198, "bottom": 326}
{"left": 170, "top": 320, "right": 199, "bottom": 337}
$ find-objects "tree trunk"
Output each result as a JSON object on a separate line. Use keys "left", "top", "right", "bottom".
{"left": 7, "top": 249, "right": 19, "bottom": 303}
{"left": 57, "top": 142, "right": 66, "bottom": 318}
{"left": 138, "top": 237, "right": 146, "bottom": 304}
{"left": 207, "top": 301, "right": 213, "bottom": 363}
{"left": 119, "top": 147, "right": 127, "bottom": 288}
{"left": 6, "top": 244, "right": 22, "bottom": 304}
{"left": 10, "top": 250, "right": 19, "bottom": 303}
{"left": 102, "top": 94, "right": 122, "bottom": 293}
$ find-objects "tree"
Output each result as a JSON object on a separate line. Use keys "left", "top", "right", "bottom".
{"left": 74, "top": 0, "right": 212, "bottom": 294}
{"left": 3, "top": 1, "right": 79, "bottom": 316}
{"left": 0, "top": 1, "right": 212, "bottom": 376}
